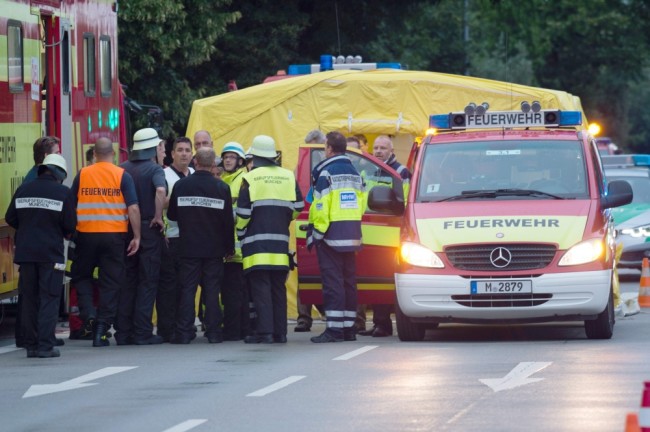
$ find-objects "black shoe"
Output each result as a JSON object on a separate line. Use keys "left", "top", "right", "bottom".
{"left": 134, "top": 335, "right": 164, "bottom": 345}
{"left": 170, "top": 336, "right": 192, "bottom": 344}
{"left": 26, "top": 350, "right": 38, "bottom": 358}
{"left": 70, "top": 318, "right": 95, "bottom": 340}
{"left": 54, "top": 338, "right": 65, "bottom": 346}
{"left": 310, "top": 332, "right": 344, "bottom": 343}
{"left": 358, "top": 327, "right": 376, "bottom": 336}
{"left": 372, "top": 327, "right": 392, "bottom": 337}
{"left": 273, "top": 334, "right": 287, "bottom": 343}
{"left": 37, "top": 348, "right": 61, "bottom": 358}
{"left": 15, "top": 340, "right": 25, "bottom": 348}
{"left": 115, "top": 336, "right": 134, "bottom": 346}
{"left": 294, "top": 322, "right": 311, "bottom": 332}
{"left": 244, "top": 334, "right": 273, "bottom": 344}
{"left": 343, "top": 330, "right": 357, "bottom": 341}
{"left": 206, "top": 334, "right": 223, "bottom": 344}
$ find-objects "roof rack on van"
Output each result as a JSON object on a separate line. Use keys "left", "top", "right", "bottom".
{"left": 428, "top": 101, "right": 582, "bottom": 132}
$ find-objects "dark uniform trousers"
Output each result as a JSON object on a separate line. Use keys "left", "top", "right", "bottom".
{"left": 177, "top": 257, "right": 224, "bottom": 340}
{"left": 156, "top": 237, "right": 181, "bottom": 340}
{"left": 116, "top": 223, "right": 163, "bottom": 342}
{"left": 71, "top": 232, "right": 126, "bottom": 325}
{"left": 222, "top": 262, "right": 249, "bottom": 340}
{"left": 316, "top": 242, "right": 358, "bottom": 336}
{"left": 19, "top": 263, "right": 64, "bottom": 352}
{"left": 247, "top": 270, "right": 288, "bottom": 337}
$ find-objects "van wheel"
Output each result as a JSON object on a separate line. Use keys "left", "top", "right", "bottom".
{"left": 395, "top": 302, "right": 426, "bottom": 341}
{"left": 584, "top": 289, "right": 614, "bottom": 340}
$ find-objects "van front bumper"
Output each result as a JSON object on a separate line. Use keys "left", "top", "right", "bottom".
{"left": 395, "top": 270, "right": 611, "bottom": 323}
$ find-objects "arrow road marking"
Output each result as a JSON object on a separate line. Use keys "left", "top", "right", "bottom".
{"left": 480, "top": 362, "right": 552, "bottom": 392}
{"left": 23, "top": 366, "right": 138, "bottom": 398}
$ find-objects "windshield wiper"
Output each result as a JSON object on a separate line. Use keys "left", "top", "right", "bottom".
{"left": 436, "top": 188, "right": 567, "bottom": 202}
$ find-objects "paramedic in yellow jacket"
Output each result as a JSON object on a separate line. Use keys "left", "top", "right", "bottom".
{"left": 220, "top": 142, "right": 249, "bottom": 340}
{"left": 307, "top": 131, "right": 365, "bottom": 343}
{"left": 236, "top": 135, "right": 304, "bottom": 344}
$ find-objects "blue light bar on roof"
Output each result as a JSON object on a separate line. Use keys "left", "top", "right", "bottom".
{"left": 429, "top": 114, "right": 451, "bottom": 129}
{"left": 632, "top": 154, "right": 650, "bottom": 166}
{"left": 288, "top": 64, "right": 312, "bottom": 75}
{"left": 558, "top": 111, "right": 582, "bottom": 126}
{"left": 376, "top": 62, "right": 401, "bottom": 69}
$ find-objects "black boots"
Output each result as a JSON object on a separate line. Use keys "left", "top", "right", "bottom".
{"left": 93, "top": 321, "right": 110, "bottom": 347}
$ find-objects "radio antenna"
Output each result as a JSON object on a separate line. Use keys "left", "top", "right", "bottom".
{"left": 335, "top": 0, "right": 341, "bottom": 55}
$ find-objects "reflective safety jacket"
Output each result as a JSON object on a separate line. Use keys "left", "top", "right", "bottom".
{"left": 236, "top": 164, "right": 304, "bottom": 273}
{"left": 74, "top": 162, "right": 131, "bottom": 233}
{"left": 222, "top": 167, "right": 246, "bottom": 263}
{"left": 307, "top": 154, "right": 364, "bottom": 252}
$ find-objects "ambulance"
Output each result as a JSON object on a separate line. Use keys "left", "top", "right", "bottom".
{"left": 369, "top": 103, "right": 633, "bottom": 341}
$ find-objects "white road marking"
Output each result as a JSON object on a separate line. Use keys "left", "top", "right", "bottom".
{"left": 162, "top": 419, "right": 207, "bottom": 432}
{"left": 246, "top": 375, "right": 306, "bottom": 397}
{"left": 0, "top": 345, "right": 21, "bottom": 355}
{"left": 23, "top": 366, "right": 138, "bottom": 398}
{"left": 480, "top": 362, "right": 552, "bottom": 392}
{"left": 332, "top": 345, "right": 378, "bottom": 361}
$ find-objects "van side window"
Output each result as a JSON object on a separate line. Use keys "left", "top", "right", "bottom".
{"left": 309, "top": 149, "right": 392, "bottom": 214}
{"left": 590, "top": 140, "right": 605, "bottom": 195}
{"left": 7, "top": 20, "right": 24, "bottom": 93}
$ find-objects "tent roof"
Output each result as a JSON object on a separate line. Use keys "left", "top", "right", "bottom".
{"left": 187, "top": 69, "right": 585, "bottom": 168}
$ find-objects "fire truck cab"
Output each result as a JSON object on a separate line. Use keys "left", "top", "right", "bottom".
{"left": 369, "top": 103, "right": 633, "bottom": 341}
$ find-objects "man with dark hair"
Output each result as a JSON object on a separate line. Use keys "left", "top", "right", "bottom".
{"left": 307, "top": 132, "right": 364, "bottom": 343}
{"left": 156, "top": 137, "right": 194, "bottom": 342}
{"left": 24, "top": 136, "right": 60, "bottom": 183}
{"left": 167, "top": 148, "right": 234, "bottom": 344}
{"left": 6, "top": 154, "right": 76, "bottom": 358}
{"left": 116, "top": 128, "right": 167, "bottom": 345}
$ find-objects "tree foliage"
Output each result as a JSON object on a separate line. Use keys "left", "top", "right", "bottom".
{"left": 118, "top": 0, "right": 650, "bottom": 151}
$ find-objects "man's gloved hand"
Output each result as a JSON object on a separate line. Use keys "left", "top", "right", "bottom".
{"left": 288, "top": 251, "right": 298, "bottom": 271}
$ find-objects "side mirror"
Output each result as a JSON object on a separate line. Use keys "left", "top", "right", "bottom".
{"left": 601, "top": 180, "right": 633, "bottom": 209}
{"left": 368, "top": 185, "right": 404, "bottom": 215}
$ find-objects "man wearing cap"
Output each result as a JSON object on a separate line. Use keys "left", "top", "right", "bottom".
{"left": 115, "top": 128, "right": 167, "bottom": 345}
{"left": 156, "top": 137, "right": 194, "bottom": 342}
{"left": 167, "top": 148, "right": 234, "bottom": 344}
{"left": 236, "top": 135, "right": 304, "bottom": 344}
{"left": 70, "top": 137, "right": 141, "bottom": 347}
{"left": 6, "top": 154, "right": 76, "bottom": 358}
{"left": 220, "top": 142, "right": 249, "bottom": 340}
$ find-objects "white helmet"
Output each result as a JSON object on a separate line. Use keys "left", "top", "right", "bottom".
{"left": 221, "top": 142, "right": 245, "bottom": 159}
{"left": 39, "top": 153, "right": 68, "bottom": 181}
{"left": 249, "top": 135, "right": 278, "bottom": 159}
{"left": 131, "top": 128, "right": 160, "bottom": 161}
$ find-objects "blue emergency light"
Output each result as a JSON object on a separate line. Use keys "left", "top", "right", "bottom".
{"left": 632, "top": 154, "right": 650, "bottom": 167}
{"left": 288, "top": 54, "right": 402, "bottom": 75}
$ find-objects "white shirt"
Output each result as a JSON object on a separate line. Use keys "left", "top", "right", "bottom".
{"left": 164, "top": 165, "right": 194, "bottom": 238}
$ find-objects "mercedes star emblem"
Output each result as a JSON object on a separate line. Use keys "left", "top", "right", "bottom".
{"left": 490, "top": 247, "right": 512, "bottom": 268}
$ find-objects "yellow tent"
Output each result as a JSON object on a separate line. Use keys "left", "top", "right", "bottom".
{"left": 187, "top": 68, "right": 585, "bottom": 167}
{"left": 186, "top": 69, "right": 586, "bottom": 321}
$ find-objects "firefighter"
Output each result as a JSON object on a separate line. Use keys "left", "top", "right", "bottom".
{"left": 307, "top": 132, "right": 365, "bottom": 343}
{"left": 116, "top": 128, "right": 167, "bottom": 345}
{"left": 236, "top": 135, "right": 304, "bottom": 344}
{"left": 220, "top": 142, "right": 249, "bottom": 340}
{"left": 70, "top": 137, "right": 141, "bottom": 347}
{"left": 5, "top": 154, "right": 76, "bottom": 358}
{"left": 167, "top": 148, "right": 234, "bottom": 344}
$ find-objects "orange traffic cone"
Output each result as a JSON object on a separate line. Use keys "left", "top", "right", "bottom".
{"left": 639, "top": 258, "right": 650, "bottom": 308}
{"left": 640, "top": 381, "right": 650, "bottom": 432}
{"left": 627, "top": 413, "right": 641, "bottom": 432}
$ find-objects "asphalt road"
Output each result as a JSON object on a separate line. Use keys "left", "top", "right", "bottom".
{"left": 0, "top": 272, "right": 647, "bottom": 432}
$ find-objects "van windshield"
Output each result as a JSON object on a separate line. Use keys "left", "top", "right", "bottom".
{"left": 416, "top": 140, "right": 589, "bottom": 202}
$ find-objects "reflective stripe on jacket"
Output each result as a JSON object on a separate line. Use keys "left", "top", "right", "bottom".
{"left": 236, "top": 165, "right": 304, "bottom": 272}
{"left": 308, "top": 154, "right": 364, "bottom": 252}
{"left": 76, "top": 162, "right": 128, "bottom": 233}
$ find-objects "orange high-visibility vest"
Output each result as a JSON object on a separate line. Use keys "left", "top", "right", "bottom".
{"left": 76, "top": 162, "right": 129, "bottom": 233}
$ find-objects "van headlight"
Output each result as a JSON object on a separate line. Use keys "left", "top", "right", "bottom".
{"left": 400, "top": 242, "right": 445, "bottom": 268}
{"left": 558, "top": 238, "right": 604, "bottom": 266}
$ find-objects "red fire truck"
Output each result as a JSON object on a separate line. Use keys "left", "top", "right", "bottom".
{"left": 0, "top": 0, "right": 129, "bottom": 301}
